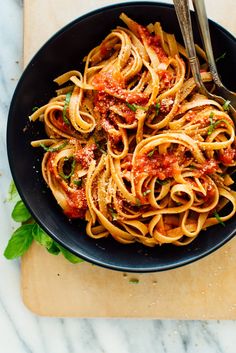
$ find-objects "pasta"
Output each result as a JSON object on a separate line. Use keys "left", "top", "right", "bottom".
{"left": 30, "top": 14, "right": 236, "bottom": 247}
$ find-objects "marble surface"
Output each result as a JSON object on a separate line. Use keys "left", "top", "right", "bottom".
{"left": 1, "top": 0, "right": 236, "bottom": 352}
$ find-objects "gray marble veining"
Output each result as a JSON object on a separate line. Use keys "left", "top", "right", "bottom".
{"left": 1, "top": 1, "right": 236, "bottom": 353}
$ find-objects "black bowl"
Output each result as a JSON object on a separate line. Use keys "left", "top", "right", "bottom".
{"left": 7, "top": 2, "right": 236, "bottom": 272}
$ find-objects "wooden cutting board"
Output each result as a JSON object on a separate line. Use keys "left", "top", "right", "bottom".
{"left": 22, "top": 0, "right": 236, "bottom": 318}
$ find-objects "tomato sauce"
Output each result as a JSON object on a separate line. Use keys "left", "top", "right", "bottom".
{"left": 134, "top": 151, "right": 180, "bottom": 180}
{"left": 52, "top": 111, "right": 75, "bottom": 135}
{"left": 93, "top": 71, "right": 148, "bottom": 104}
{"left": 64, "top": 188, "right": 87, "bottom": 219}
{"left": 219, "top": 148, "right": 236, "bottom": 165}
{"left": 138, "top": 25, "right": 168, "bottom": 61}
{"left": 199, "top": 159, "right": 218, "bottom": 175}
{"left": 75, "top": 144, "right": 96, "bottom": 168}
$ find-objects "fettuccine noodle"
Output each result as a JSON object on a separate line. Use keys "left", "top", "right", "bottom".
{"left": 30, "top": 14, "right": 236, "bottom": 247}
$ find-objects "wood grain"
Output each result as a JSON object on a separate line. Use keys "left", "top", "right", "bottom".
{"left": 22, "top": 0, "right": 236, "bottom": 318}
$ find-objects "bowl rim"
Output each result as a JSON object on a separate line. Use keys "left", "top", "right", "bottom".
{"left": 7, "top": 1, "right": 236, "bottom": 272}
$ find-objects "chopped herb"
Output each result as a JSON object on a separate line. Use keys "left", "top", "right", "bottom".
{"left": 215, "top": 52, "right": 226, "bottom": 63}
{"left": 155, "top": 102, "right": 160, "bottom": 115}
{"left": 62, "top": 91, "right": 72, "bottom": 125}
{"left": 207, "top": 112, "right": 215, "bottom": 135}
{"left": 40, "top": 140, "right": 68, "bottom": 152}
{"left": 143, "top": 189, "right": 151, "bottom": 196}
{"left": 126, "top": 103, "right": 147, "bottom": 112}
{"left": 32, "top": 106, "right": 39, "bottom": 112}
{"left": 223, "top": 100, "right": 231, "bottom": 111}
{"left": 136, "top": 198, "right": 141, "bottom": 206}
{"left": 129, "top": 278, "right": 139, "bottom": 284}
{"left": 147, "top": 149, "right": 155, "bottom": 158}
{"left": 214, "top": 211, "right": 225, "bottom": 227}
{"left": 208, "top": 115, "right": 227, "bottom": 136}
{"left": 73, "top": 179, "right": 82, "bottom": 187}
{"left": 126, "top": 102, "right": 137, "bottom": 112}
{"left": 156, "top": 179, "right": 170, "bottom": 185}
{"left": 109, "top": 208, "right": 118, "bottom": 220}
{"left": 59, "top": 158, "right": 76, "bottom": 180}
{"left": 189, "top": 165, "right": 196, "bottom": 169}
{"left": 94, "top": 136, "right": 107, "bottom": 154}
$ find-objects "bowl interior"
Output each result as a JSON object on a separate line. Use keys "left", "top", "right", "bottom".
{"left": 7, "top": 1, "right": 236, "bottom": 272}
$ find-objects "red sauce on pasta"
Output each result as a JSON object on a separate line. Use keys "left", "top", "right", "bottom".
{"left": 135, "top": 152, "right": 180, "bottom": 180}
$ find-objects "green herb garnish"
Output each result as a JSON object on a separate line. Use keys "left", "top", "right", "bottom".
{"left": 208, "top": 114, "right": 228, "bottom": 136}
{"left": 188, "top": 165, "right": 197, "bottom": 169}
{"left": 156, "top": 179, "right": 170, "bottom": 185}
{"left": 73, "top": 179, "right": 82, "bottom": 187}
{"left": 126, "top": 102, "right": 137, "bottom": 112}
{"left": 129, "top": 278, "right": 139, "bottom": 284}
{"left": 62, "top": 91, "right": 72, "bottom": 125}
{"left": 32, "top": 106, "right": 39, "bottom": 113}
{"left": 223, "top": 100, "right": 231, "bottom": 111}
{"left": 40, "top": 140, "right": 68, "bottom": 152}
{"left": 11, "top": 200, "right": 31, "bottom": 223}
{"left": 94, "top": 136, "right": 107, "bottom": 154}
{"left": 143, "top": 189, "right": 151, "bottom": 196}
{"left": 32, "top": 224, "right": 53, "bottom": 249}
{"left": 155, "top": 102, "right": 161, "bottom": 115}
{"left": 4, "top": 224, "right": 34, "bottom": 259}
{"left": 109, "top": 208, "right": 118, "bottom": 220}
{"left": 126, "top": 103, "right": 147, "bottom": 112}
{"left": 215, "top": 52, "right": 226, "bottom": 63}
{"left": 59, "top": 158, "right": 76, "bottom": 180}
{"left": 4, "top": 182, "right": 84, "bottom": 264}
{"left": 147, "top": 149, "right": 155, "bottom": 158}
{"left": 214, "top": 211, "right": 225, "bottom": 227}
{"left": 136, "top": 198, "right": 141, "bottom": 206}
{"left": 207, "top": 112, "right": 215, "bottom": 135}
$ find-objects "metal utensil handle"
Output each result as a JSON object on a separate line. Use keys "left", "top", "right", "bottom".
{"left": 173, "top": 0, "right": 206, "bottom": 92}
{"left": 192, "top": 0, "right": 222, "bottom": 87}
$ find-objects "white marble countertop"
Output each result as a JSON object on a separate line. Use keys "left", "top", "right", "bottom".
{"left": 1, "top": 0, "right": 236, "bottom": 352}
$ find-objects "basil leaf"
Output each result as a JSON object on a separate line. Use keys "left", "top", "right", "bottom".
{"left": 32, "top": 106, "right": 39, "bottom": 112}
{"left": 7, "top": 181, "right": 19, "bottom": 201}
{"left": 32, "top": 224, "right": 53, "bottom": 248}
{"left": 73, "top": 179, "right": 82, "bottom": 187}
{"left": 214, "top": 211, "right": 225, "bottom": 227}
{"left": 155, "top": 102, "right": 160, "bottom": 115}
{"left": 147, "top": 149, "right": 155, "bottom": 158}
{"left": 59, "top": 158, "right": 76, "bottom": 180}
{"left": 40, "top": 140, "right": 68, "bottom": 152}
{"left": 93, "top": 136, "right": 107, "bottom": 154}
{"left": 109, "top": 208, "right": 117, "bottom": 220}
{"left": 47, "top": 242, "right": 60, "bottom": 255}
{"left": 156, "top": 179, "right": 170, "bottom": 185}
{"left": 223, "top": 100, "right": 231, "bottom": 111}
{"left": 207, "top": 112, "right": 215, "bottom": 135}
{"left": 11, "top": 200, "right": 32, "bottom": 223}
{"left": 215, "top": 52, "right": 226, "bottom": 63}
{"left": 4, "top": 224, "right": 34, "bottom": 259}
{"left": 57, "top": 244, "right": 84, "bottom": 264}
{"left": 62, "top": 91, "right": 72, "bottom": 125}
{"left": 143, "top": 189, "right": 151, "bottom": 196}
{"left": 126, "top": 102, "right": 137, "bottom": 112}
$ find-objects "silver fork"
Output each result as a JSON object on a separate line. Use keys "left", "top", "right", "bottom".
{"left": 173, "top": 0, "right": 236, "bottom": 120}
{"left": 192, "top": 0, "right": 236, "bottom": 107}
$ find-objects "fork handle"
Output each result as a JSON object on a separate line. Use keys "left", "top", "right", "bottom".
{"left": 173, "top": 0, "right": 207, "bottom": 93}
{"left": 192, "top": 0, "right": 222, "bottom": 87}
